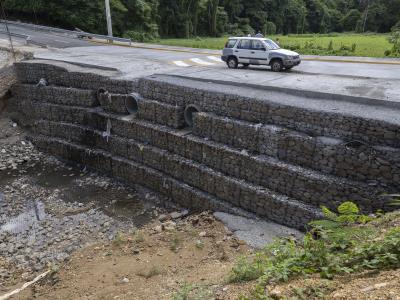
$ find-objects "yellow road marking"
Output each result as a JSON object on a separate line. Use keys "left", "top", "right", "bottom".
{"left": 89, "top": 39, "right": 400, "bottom": 66}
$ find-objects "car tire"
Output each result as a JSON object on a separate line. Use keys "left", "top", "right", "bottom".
{"left": 271, "top": 59, "right": 283, "bottom": 72}
{"left": 227, "top": 57, "right": 238, "bottom": 69}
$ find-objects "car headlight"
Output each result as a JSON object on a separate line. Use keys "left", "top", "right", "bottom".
{"left": 287, "top": 56, "right": 294, "bottom": 60}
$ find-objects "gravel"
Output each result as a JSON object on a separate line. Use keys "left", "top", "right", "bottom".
{"left": 0, "top": 118, "right": 174, "bottom": 284}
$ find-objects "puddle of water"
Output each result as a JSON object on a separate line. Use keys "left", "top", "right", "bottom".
{"left": 62, "top": 185, "right": 154, "bottom": 226}
{"left": 0, "top": 200, "right": 46, "bottom": 234}
{"left": 0, "top": 162, "right": 80, "bottom": 187}
{"left": 30, "top": 163, "right": 81, "bottom": 188}
{"left": 0, "top": 157, "right": 162, "bottom": 229}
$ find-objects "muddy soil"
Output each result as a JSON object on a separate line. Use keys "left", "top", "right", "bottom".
{"left": 14, "top": 212, "right": 253, "bottom": 300}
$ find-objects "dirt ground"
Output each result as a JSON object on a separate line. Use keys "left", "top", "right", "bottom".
{"left": 11, "top": 212, "right": 254, "bottom": 300}
{"left": 4, "top": 212, "right": 399, "bottom": 300}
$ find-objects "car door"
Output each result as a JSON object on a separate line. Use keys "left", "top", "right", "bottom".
{"left": 250, "top": 40, "right": 269, "bottom": 65}
{"left": 235, "top": 39, "right": 252, "bottom": 64}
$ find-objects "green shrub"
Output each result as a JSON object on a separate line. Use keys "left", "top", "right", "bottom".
{"left": 385, "top": 49, "right": 392, "bottom": 56}
{"left": 172, "top": 283, "right": 213, "bottom": 300}
{"left": 388, "top": 30, "right": 400, "bottom": 55}
{"left": 123, "top": 29, "right": 159, "bottom": 42}
{"left": 230, "top": 202, "right": 400, "bottom": 299}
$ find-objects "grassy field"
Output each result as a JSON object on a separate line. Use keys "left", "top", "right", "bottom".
{"left": 156, "top": 33, "right": 395, "bottom": 58}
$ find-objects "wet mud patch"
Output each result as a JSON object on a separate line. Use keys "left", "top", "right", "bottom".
{"left": 62, "top": 184, "right": 154, "bottom": 226}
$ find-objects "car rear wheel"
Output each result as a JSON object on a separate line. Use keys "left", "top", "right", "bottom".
{"left": 227, "top": 57, "right": 238, "bottom": 69}
{"left": 271, "top": 59, "right": 283, "bottom": 72}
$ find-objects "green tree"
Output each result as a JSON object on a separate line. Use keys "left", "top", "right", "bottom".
{"left": 3, "top": 0, "right": 400, "bottom": 38}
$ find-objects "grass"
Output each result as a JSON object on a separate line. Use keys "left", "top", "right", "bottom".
{"left": 169, "top": 232, "right": 182, "bottom": 253}
{"left": 113, "top": 232, "right": 127, "bottom": 246}
{"left": 155, "top": 33, "right": 395, "bottom": 58}
{"left": 172, "top": 283, "right": 214, "bottom": 300}
{"left": 134, "top": 231, "right": 145, "bottom": 243}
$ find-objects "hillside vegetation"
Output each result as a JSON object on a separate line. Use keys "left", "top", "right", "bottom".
{"left": 229, "top": 202, "right": 400, "bottom": 299}
{"left": 3, "top": 0, "right": 400, "bottom": 40}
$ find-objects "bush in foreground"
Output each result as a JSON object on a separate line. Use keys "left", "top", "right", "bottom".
{"left": 229, "top": 202, "right": 400, "bottom": 299}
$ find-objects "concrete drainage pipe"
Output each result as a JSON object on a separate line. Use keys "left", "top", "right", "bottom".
{"left": 184, "top": 104, "right": 201, "bottom": 127}
{"left": 125, "top": 93, "right": 141, "bottom": 114}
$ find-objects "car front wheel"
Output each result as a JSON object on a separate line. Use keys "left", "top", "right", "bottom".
{"left": 271, "top": 60, "right": 283, "bottom": 72}
{"left": 227, "top": 57, "right": 238, "bottom": 69}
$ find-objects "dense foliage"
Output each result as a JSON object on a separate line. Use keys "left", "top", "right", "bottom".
{"left": 3, "top": 0, "right": 400, "bottom": 40}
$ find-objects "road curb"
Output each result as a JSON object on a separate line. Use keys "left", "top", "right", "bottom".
{"left": 32, "top": 57, "right": 121, "bottom": 72}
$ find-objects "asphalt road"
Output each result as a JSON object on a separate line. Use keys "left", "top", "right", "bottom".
{"left": 2, "top": 21, "right": 400, "bottom": 102}
{"left": 4, "top": 22, "right": 400, "bottom": 79}
{"left": 32, "top": 41, "right": 400, "bottom": 80}
{"left": 0, "top": 22, "right": 93, "bottom": 48}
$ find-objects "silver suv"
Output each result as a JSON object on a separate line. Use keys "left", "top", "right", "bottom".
{"left": 221, "top": 37, "right": 301, "bottom": 72}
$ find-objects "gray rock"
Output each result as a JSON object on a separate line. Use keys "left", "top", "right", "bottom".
{"left": 214, "top": 212, "right": 303, "bottom": 249}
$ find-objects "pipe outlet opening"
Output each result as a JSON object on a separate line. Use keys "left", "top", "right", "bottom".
{"left": 184, "top": 104, "right": 201, "bottom": 127}
{"left": 97, "top": 88, "right": 107, "bottom": 101}
{"left": 125, "top": 93, "right": 141, "bottom": 114}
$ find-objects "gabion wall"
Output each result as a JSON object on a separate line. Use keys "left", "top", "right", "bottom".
{"left": 10, "top": 61, "right": 400, "bottom": 229}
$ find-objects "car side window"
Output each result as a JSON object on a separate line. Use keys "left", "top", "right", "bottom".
{"left": 237, "top": 39, "right": 252, "bottom": 49}
{"left": 226, "top": 39, "right": 237, "bottom": 48}
{"left": 252, "top": 40, "right": 265, "bottom": 50}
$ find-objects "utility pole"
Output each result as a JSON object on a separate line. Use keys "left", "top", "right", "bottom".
{"left": 105, "top": 0, "right": 113, "bottom": 37}
{"left": 362, "top": 0, "right": 369, "bottom": 33}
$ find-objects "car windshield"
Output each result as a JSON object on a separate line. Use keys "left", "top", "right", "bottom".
{"left": 263, "top": 39, "right": 280, "bottom": 50}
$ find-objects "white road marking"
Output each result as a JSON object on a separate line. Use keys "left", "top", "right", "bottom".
{"left": 173, "top": 60, "right": 191, "bottom": 67}
{"left": 207, "top": 56, "right": 222, "bottom": 62}
{"left": 190, "top": 58, "right": 215, "bottom": 66}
